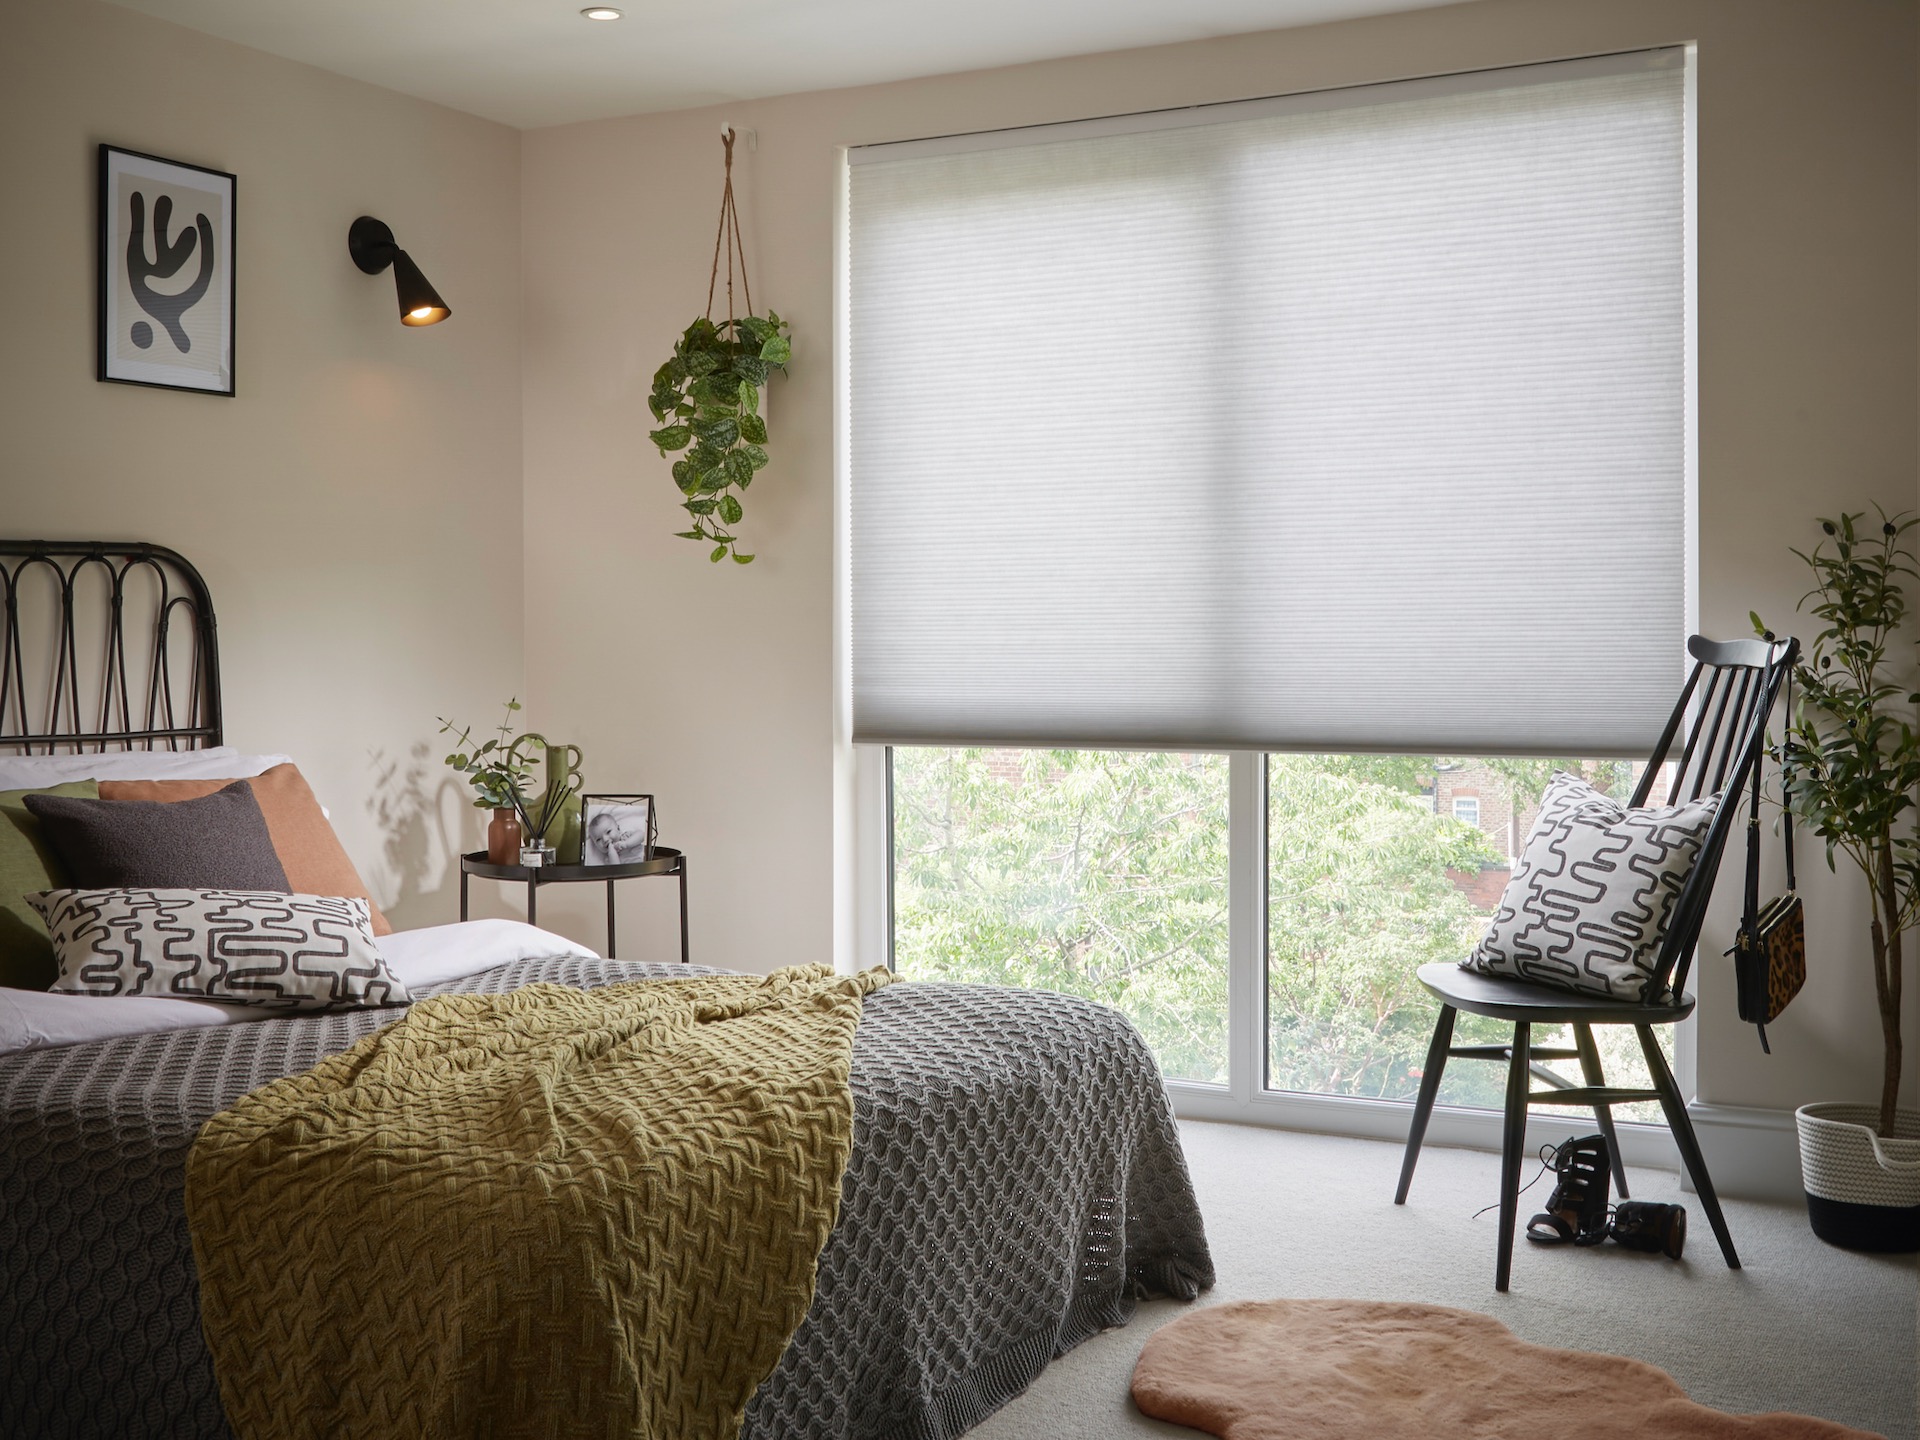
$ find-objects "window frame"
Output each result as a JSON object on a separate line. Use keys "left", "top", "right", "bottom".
{"left": 857, "top": 743, "right": 1690, "bottom": 1169}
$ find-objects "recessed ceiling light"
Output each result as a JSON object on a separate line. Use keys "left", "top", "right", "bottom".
{"left": 581, "top": 6, "right": 623, "bottom": 17}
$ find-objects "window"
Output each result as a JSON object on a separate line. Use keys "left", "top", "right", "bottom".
{"left": 1263, "top": 755, "right": 1672, "bottom": 1120}
{"left": 892, "top": 748, "right": 1229, "bottom": 1083}
{"left": 855, "top": 50, "right": 1691, "bottom": 1134}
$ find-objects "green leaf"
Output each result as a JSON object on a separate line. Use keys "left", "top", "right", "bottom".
{"left": 739, "top": 413, "right": 768, "bottom": 446}
{"left": 695, "top": 417, "right": 740, "bottom": 449}
{"left": 686, "top": 498, "right": 718, "bottom": 515}
{"left": 732, "top": 552, "right": 755, "bottom": 564}
{"left": 722, "top": 450, "right": 754, "bottom": 487}
{"left": 691, "top": 376, "right": 743, "bottom": 408}
{"left": 719, "top": 494, "right": 744, "bottom": 525}
{"left": 649, "top": 424, "right": 693, "bottom": 452}
{"left": 738, "top": 315, "right": 773, "bottom": 344}
{"left": 760, "top": 336, "right": 791, "bottom": 365}
{"left": 671, "top": 460, "right": 699, "bottom": 494}
{"left": 733, "top": 355, "right": 770, "bottom": 387}
{"left": 742, "top": 443, "right": 769, "bottom": 470}
{"left": 674, "top": 529, "right": 705, "bottom": 540}
{"left": 740, "top": 380, "right": 759, "bottom": 415}
{"left": 711, "top": 545, "right": 729, "bottom": 563}
{"left": 674, "top": 402, "right": 695, "bottom": 418}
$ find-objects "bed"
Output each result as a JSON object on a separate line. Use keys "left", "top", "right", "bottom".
{"left": 0, "top": 541, "right": 1214, "bottom": 1439}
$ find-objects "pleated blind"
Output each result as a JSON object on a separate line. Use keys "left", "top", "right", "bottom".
{"left": 849, "top": 50, "right": 1687, "bottom": 755}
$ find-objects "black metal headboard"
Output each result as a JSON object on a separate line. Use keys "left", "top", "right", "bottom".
{"left": 0, "top": 541, "right": 221, "bottom": 754}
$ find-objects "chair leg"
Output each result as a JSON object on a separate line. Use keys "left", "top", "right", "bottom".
{"left": 1495, "top": 1021, "right": 1532, "bottom": 1293}
{"left": 1637, "top": 1024, "right": 1740, "bottom": 1270}
{"left": 1395, "top": 1005, "right": 1456, "bottom": 1205}
{"left": 1573, "top": 1023, "right": 1629, "bottom": 1200}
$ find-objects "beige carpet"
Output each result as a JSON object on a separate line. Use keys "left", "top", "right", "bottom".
{"left": 970, "top": 1121, "right": 1917, "bottom": 1440}
{"left": 1130, "top": 1298, "right": 1880, "bottom": 1439}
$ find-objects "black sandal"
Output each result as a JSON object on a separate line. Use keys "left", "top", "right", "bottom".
{"left": 1525, "top": 1134, "right": 1612, "bottom": 1247}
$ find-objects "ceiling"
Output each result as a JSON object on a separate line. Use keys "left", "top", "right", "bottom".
{"left": 107, "top": 0, "right": 1466, "bottom": 130}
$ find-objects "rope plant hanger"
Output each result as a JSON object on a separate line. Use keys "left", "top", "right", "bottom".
{"left": 647, "top": 127, "right": 791, "bottom": 565}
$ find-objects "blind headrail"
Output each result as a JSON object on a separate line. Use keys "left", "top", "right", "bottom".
{"left": 848, "top": 46, "right": 1683, "bottom": 166}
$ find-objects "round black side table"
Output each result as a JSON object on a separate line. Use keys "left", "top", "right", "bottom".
{"left": 459, "top": 846, "right": 688, "bottom": 963}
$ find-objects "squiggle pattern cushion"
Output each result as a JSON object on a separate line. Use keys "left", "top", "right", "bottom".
{"left": 1462, "top": 773, "right": 1717, "bottom": 1002}
{"left": 27, "top": 888, "right": 407, "bottom": 1011}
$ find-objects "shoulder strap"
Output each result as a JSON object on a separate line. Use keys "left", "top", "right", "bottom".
{"left": 1743, "top": 715, "right": 1763, "bottom": 930}
{"left": 1781, "top": 662, "right": 1796, "bottom": 894}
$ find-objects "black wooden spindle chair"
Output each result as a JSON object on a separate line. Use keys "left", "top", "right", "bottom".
{"left": 1393, "top": 634, "right": 1798, "bottom": 1291}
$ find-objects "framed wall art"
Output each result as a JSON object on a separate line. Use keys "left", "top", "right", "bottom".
{"left": 581, "top": 795, "right": 656, "bottom": 867}
{"left": 98, "top": 145, "right": 235, "bottom": 395}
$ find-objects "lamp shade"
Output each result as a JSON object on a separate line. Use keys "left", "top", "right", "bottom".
{"left": 390, "top": 250, "right": 451, "bottom": 326}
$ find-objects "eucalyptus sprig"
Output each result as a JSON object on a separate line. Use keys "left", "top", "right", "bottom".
{"left": 437, "top": 699, "right": 537, "bottom": 816}
{"left": 647, "top": 312, "right": 790, "bottom": 564}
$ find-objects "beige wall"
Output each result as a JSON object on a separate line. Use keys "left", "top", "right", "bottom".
{"left": 522, "top": 0, "right": 1918, "bottom": 1120}
{"left": 0, "top": 0, "right": 524, "bottom": 929}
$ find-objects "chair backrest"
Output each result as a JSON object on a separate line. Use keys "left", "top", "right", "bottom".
{"left": 1631, "top": 633, "right": 1798, "bottom": 1000}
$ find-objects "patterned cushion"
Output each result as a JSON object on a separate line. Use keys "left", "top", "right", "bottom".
{"left": 26, "top": 888, "right": 408, "bottom": 1011}
{"left": 1461, "top": 772, "right": 1718, "bottom": 1002}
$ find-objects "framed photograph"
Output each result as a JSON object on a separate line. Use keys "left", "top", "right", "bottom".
{"left": 581, "top": 794, "right": 657, "bottom": 867}
{"left": 98, "top": 145, "right": 235, "bottom": 395}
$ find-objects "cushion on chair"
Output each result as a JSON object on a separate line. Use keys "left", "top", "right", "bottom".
{"left": 1461, "top": 772, "right": 1717, "bottom": 1003}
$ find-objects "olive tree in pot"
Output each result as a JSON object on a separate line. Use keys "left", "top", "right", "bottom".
{"left": 1760, "top": 510, "right": 1920, "bottom": 1251}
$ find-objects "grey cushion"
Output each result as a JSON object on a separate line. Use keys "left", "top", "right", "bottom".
{"left": 22, "top": 780, "right": 291, "bottom": 892}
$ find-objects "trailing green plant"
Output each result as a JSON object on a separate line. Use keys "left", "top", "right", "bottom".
{"left": 437, "top": 698, "right": 537, "bottom": 818}
{"left": 646, "top": 127, "right": 789, "bottom": 565}
{"left": 647, "top": 311, "right": 789, "bottom": 564}
{"left": 1754, "top": 508, "right": 1920, "bottom": 1137}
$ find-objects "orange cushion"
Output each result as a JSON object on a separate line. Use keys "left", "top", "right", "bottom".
{"left": 98, "top": 764, "right": 392, "bottom": 936}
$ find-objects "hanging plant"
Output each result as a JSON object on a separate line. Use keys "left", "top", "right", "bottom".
{"left": 647, "top": 128, "right": 790, "bottom": 565}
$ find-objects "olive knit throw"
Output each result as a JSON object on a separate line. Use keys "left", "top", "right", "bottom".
{"left": 185, "top": 964, "right": 894, "bottom": 1440}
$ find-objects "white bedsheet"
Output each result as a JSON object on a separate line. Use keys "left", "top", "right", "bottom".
{"left": 0, "top": 920, "right": 598, "bottom": 1058}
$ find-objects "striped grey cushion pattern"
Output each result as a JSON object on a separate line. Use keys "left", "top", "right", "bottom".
{"left": 1462, "top": 772, "right": 1717, "bottom": 1002}
{"left": 27, "top": 888, "right": 406, "bottom": 1011}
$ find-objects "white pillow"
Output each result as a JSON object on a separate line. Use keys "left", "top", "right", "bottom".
{"left": 0, "top": 747, "right": 292, "bottom": 791}
{"left": 378, "top": 919, "right": 598, "bottom": 990}
{"left": 1461, "top": 772, "right": 1718, "bottom": 1002}
{"left": 29, "top": 887, "right": 408, "bottom": 1011}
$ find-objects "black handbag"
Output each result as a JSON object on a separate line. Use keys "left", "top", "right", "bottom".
{"left": 1729, "top": 667, "right": 1804, "bottom": 1053}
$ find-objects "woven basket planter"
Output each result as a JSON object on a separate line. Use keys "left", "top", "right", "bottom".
{"left": 1795, "top": 1102, "right": 1920, "bottom": 1252}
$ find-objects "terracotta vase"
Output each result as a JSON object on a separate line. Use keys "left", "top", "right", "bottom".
{"left": 486, "top": 807, "right": 523, "bottom": 865}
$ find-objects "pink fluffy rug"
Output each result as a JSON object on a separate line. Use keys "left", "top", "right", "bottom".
{"left": 1129, "top": 1299, "right": 1883, "bottom": 1440}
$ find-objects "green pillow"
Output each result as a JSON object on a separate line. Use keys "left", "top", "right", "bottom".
{"left": 1, "top": 780, "right": 99, "bottom": 989}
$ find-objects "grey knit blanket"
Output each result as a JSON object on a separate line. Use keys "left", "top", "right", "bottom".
{"left": 0, "top": 958, "right": 1213, "bottom": 1438}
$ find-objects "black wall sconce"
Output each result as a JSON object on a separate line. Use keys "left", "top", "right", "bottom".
{"left": 348, "top": 216, "right": 450, "bottom": 326}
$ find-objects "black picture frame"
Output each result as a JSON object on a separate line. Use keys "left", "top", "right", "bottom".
{"left": 98, "top": 144, "right": 236, "bottom": 396}
{"left": 580, "top": 794, "right": 658, "bottom": 867}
